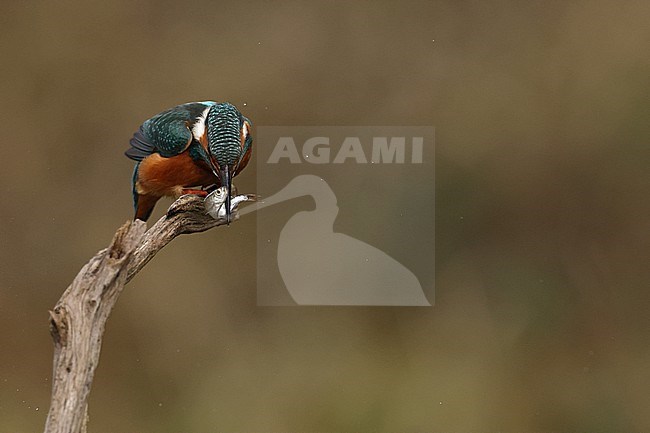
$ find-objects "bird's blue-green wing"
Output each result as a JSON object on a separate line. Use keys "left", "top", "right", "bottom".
{"left": 125, "top": 101, "right": 215, "bottom": 161}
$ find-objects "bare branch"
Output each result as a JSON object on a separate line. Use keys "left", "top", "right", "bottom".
{"left": 44, "top": 194, "right": 239, "bottom": 433}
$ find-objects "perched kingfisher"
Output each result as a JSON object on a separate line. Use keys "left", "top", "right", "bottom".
{"left": 125, "top": 101, "right": 253, "bottom": 222}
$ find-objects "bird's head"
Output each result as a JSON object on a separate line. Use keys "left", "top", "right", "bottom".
{"left": 205, "top": 102, "right": 253, "bottom": 223}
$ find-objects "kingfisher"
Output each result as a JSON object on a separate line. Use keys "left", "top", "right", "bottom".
{"left": 125, "top": 101, "right": 253, "bottom": 222}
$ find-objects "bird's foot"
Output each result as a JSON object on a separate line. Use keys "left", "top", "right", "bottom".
{"left": 181, "top": 188, "right": 208, "bottom": 197}
{"left": 204, "top": 184, "right": 238, "bottom": 195}
{"left": 204, "top": 186, "right": 257, "bottom": 222}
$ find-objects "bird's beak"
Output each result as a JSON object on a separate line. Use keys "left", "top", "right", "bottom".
{"left": 223, "top": 165, "right": 232, "bottom": 224}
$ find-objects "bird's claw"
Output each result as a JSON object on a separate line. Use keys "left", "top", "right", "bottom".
{"left": 204, "top": 187, "right": 257, "bottom": 221}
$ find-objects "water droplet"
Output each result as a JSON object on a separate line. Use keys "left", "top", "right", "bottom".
{"left": 243, "top": 102, "right": 247, "bottom": 106}
{"left": 257, "top": 41, "right": 261, "bottom": 45}
{"left": 35, "top": 407, "right": 39, "bottom": 411}
{"left": 439, "top": 401, "right": 443, "bottom": 405}
{"left": 264, "top": 106, "right": 268, "bottom": 110}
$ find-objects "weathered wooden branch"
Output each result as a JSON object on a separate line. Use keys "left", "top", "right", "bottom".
{"left": 43, "top": 194, "right": 241, "bottom": 433}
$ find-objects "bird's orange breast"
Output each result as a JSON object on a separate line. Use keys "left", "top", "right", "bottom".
{"left": 136, "top": 151, "right": 217, "bottom": 197}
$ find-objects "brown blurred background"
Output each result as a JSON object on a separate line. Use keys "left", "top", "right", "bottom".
{"left": 1, "top": 1, "right": 649, "bottom": 432}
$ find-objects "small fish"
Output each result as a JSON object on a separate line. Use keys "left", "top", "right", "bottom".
{"left": 204, "top": 187, "right": 257, "bottom": 221}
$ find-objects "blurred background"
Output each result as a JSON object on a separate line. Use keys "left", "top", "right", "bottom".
{"left": 1, "top": 0, "right": 649, "bottom": 431}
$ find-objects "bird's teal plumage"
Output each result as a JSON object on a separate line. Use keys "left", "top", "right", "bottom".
{"left": 137, "top": 102, "right": 214, "bottom": 158}
{"left": 131, "top": 162, "right": 141, "bottom": 213}
{"left": 188, "top": 140, "right": 209, "bottom": 162}
{"left": 206, "top": 102, "right": 243, "bottom": 166}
